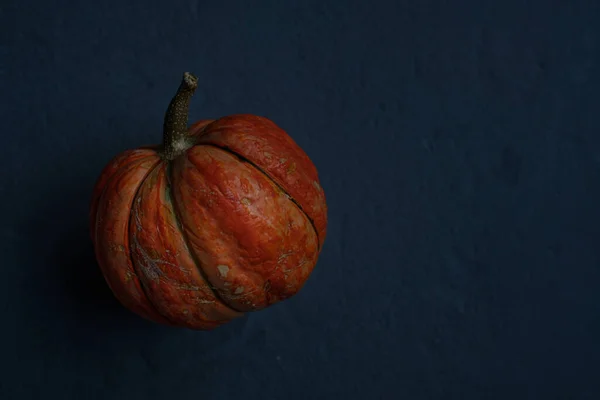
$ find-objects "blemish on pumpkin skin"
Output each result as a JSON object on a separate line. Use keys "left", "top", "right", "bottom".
{"left": 235, "top": 287, "right": 245, "bottom": 294}
{"left": 278, "top": 251, "right": 293, "bottom": 263}
{"left": 287, "top": 162, "right": 296, "bottom": 174}
{"left": 263, "top": 280, "right": 272, "bottom": 291}
{"left": 109, "top": 243, "right": 126, "bottom": 252}
{"left": 239, "top": 177, "right": 251, "bottom": 193}
{"left": 124, "top": 271, "right": 134, "bottom": 282}
{"left": 175, "top": 283, "right": 202, "bottom": 291}
{"left": 217, "top": 264, "right": 229, "bottom": 277}
{"left": 130, "top": 209, "right": 169, "bottom": 281}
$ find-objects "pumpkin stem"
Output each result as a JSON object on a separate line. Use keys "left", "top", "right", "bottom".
{"left": 161, "top": 72, "right": 199, "bottom": 160}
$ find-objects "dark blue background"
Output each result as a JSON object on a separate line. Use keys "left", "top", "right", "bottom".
{"left": 3, "top": 0, "right": 600, "bottom": 398}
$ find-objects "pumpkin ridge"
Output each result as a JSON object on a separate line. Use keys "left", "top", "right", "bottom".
{"left": 125, "top": 159, "right": 177, "bottom": 324}
{"left": 195, "top": 143, "right": 321, "bottom": 251}
{"left": 166, "top": 161, "right": 246, "bottom": 314}
{"left": 94, "top": 154, "right": 171, "bottom": 324}
{"left": 91, "top": 151, "right": 158, "bottom": 242}
{"left": 93, "top": 154, "right": 157, "bottom": 255}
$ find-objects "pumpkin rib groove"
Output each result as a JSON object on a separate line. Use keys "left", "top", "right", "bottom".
{"left": 195, "top": 143, "right": 321, "bottom": 251}
{"left": 166, "top": 161, "right": 246, "bottom": 314}
{"left": 129, "top": 162, "right": 238, "bottom": 328}
{"left": 125, "top": 159, "right": 178, "bottom": 325}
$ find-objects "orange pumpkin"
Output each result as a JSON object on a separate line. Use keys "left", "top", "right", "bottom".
{"left": 89, "top": 73, "right": 327, "bottom": 330}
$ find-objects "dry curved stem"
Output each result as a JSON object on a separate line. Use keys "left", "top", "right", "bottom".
{"left": 161, "top": 72, "right": 199, "bottom": 160}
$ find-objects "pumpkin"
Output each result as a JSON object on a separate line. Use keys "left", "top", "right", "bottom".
{"left": 89, "top": 72, "right": 327, "bottom": 330}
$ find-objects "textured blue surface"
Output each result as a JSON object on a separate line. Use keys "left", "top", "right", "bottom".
{"left": 2, "top": 0, "right": 600, "bottom": 398}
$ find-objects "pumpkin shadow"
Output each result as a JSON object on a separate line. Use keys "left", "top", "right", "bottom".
{"left": 47, "top": 185, "right": 250, "bottom": 353}
{"left": 25, "top": 116, "right": 250, "bottom": 367}
{"left": 46, "top": 189, "right": 167, "bottom": 345}
{"left": 55, "top": 220, "right": 153, "bottom": 333}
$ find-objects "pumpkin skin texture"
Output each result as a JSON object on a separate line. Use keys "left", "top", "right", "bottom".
{"left": 89, "top": 73, "right": 327, "bottom": 330}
